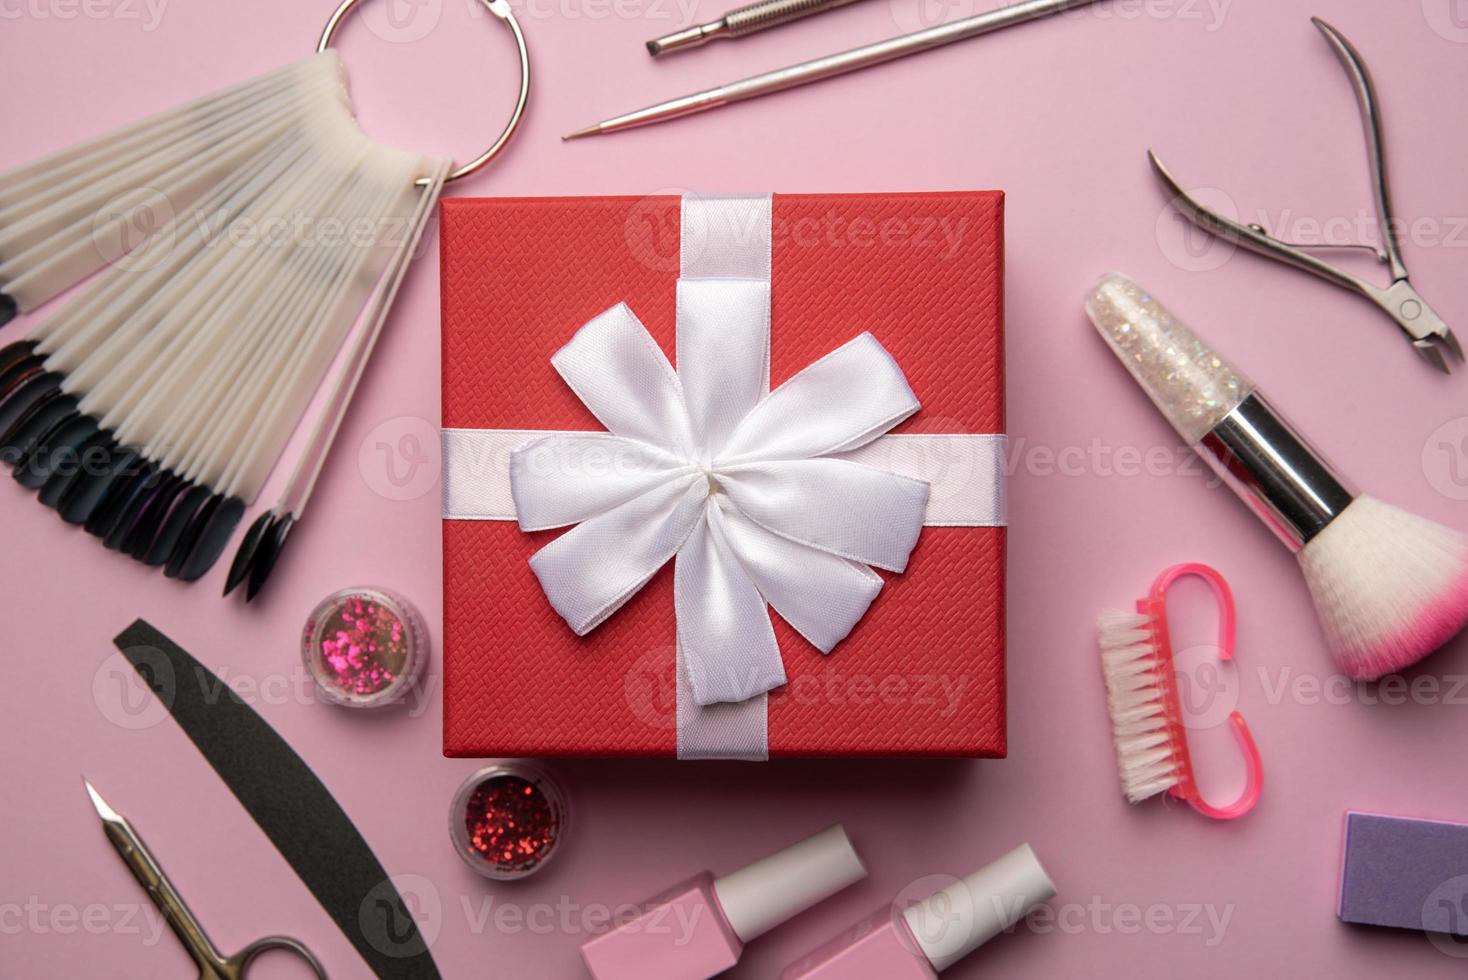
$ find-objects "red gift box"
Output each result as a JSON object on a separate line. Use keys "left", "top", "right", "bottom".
{"left": 441, "top": 192, "right": 1005, "bottom": 758}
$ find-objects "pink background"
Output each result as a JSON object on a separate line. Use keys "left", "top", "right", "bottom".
{"left": 5, "top": 0, "right": 1468, "bottom": 977}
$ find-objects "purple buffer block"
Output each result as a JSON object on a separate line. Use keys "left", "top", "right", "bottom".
{"left": 1339, "top": 812, "right": 1468, "bottom": 936}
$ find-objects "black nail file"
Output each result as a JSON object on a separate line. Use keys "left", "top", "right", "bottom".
{"left": 113, "top": 621, "right": 444, "bottom": 980}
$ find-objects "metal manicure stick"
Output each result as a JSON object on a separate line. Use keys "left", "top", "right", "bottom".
{"left": 85, "top": 779, "right": 328, "bottom": 979}
{"left": 1150, "top": 18, "right": 1462, "bottom": 374}
{"left": 647, "top": 0, "right": 868, "bottom": 57}
{"left": 566, "top": 0, "right": 1100, "bottom": 138}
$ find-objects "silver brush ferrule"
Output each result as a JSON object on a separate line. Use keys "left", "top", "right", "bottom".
{"left": 1194, "top": 392, "right": 1358, "bottom": 552}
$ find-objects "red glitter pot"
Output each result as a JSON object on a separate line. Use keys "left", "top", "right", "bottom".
{"left": 450, "top": 763, "right": 570, "bottom": 881}
{"left": 301, "top": 587, "right": 428, "bottom": 708}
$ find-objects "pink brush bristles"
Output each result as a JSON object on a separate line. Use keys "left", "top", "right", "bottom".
{"left": 1298, "top": 496, "right": 1468, "bottom": 680}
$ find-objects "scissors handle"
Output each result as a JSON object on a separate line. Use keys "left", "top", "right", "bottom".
{"left": 215, "top": 936, "right": 329, "bottom": 980}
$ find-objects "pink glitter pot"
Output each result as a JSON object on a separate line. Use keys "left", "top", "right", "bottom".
{"left": 302, "top": 587, "right": 428, "bottom": 708}
{"left": 450, "top": 763, "right": 571, "bottom": 881}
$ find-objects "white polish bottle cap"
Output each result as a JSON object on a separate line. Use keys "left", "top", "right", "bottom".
{"left": 902, "top": 844, "right": 1057, "bottom": 972}
{"left": 713, "top": 825, "right": 868, "bottom": 943}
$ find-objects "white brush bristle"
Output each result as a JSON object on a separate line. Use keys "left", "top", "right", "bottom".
{"left": 1299, "top": 496, "right": 1468, "bottom": 680}
{"left": 1097, "top": 610, "right": 1180, "bottom": 804}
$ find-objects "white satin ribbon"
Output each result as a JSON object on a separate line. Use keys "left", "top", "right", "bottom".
{"left": 441, "top": 193, "right": 1006, "bottom": 759}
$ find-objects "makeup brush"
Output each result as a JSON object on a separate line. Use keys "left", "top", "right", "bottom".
{"left": 1086, "top": 273, "right": 1468, "bottom": 680}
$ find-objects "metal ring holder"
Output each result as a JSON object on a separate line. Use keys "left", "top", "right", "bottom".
{"left": 318, "top": 0, "right": 531, "bottom": 185}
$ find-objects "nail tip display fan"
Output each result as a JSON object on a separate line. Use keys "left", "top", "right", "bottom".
{"left": 0, "top": 0, "right": 529, "bottom": 598}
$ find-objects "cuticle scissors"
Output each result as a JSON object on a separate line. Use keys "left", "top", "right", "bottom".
{"left": 84, "top": 779, "right": 328, "bottom": 979}
{"left": 1150, "top": 17, "right": 1463, "bottom": 373}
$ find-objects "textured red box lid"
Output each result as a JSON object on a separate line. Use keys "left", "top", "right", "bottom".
{"left": 441, "top": 192, "right": 1005, "bottom": 758}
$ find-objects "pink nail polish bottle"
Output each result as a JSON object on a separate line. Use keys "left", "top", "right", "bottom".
{"left": 580, "top": 825, "right": 867, "bottom": 980}
{"left": 779, "top": 844, "right": 1056, "bottom": 979}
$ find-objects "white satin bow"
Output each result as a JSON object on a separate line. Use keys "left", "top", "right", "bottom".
{"left": 509, "top": 277, "right": 930, "bottom": 707}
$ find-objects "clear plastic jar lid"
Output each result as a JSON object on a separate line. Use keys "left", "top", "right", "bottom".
{"left": 301, "top": 586, "right": 428, "bottom": 708}
{"left": 450, "top": 762, "right": 571, "bottom": 881}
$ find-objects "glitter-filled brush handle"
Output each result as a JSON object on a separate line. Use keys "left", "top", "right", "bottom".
{"left": 1086, "top": 273, "right": 1358, "bottom": 550}
{"left": 1085, "top": 274, "right": 1254, "bottom": 445}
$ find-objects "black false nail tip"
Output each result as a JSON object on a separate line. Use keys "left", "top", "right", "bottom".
{"left": 165, "top": 493, "right": 220, "bottom": 579}
{"left": 0, "top": 351, "right": 42, "bottom": 397}
{"left": 175, "top": 496, "right": 244, "bottom": 583}
{"left": 58, "top": 443, "right": 134, "bottom": 525}
{"left": 4, "top": 395, "right": 77, "bottom": 472}
{"left": 103, "top": 468, "right": 169, "bottom": 551}
{"left": 146, "top": 484, "right": 212, "bottom": 568}
{"left": 123, "top": 474, "right": 187, "bottom": 559}
{"left": 85, "top": 459, "right": 154, "bottom": 538}
{"left": 39, "top": 428, "right": 111, "bottom": 509}
{"left": 16, "top": 412, "right": 96, "bottom": 490}
{"left": 0, "top": 294, "right": 17, "bottom": 328}
{"left": 246, "top": 514, "right": 296, "bottom": 602}
{"left": 0, "top": 339, "right": 39, "bottom": 375}
{"left": 0, "top": 372, "right": 59, "bottom": 443}
{"left": 225, "top": 510, "right": 275, "bottom": 597}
